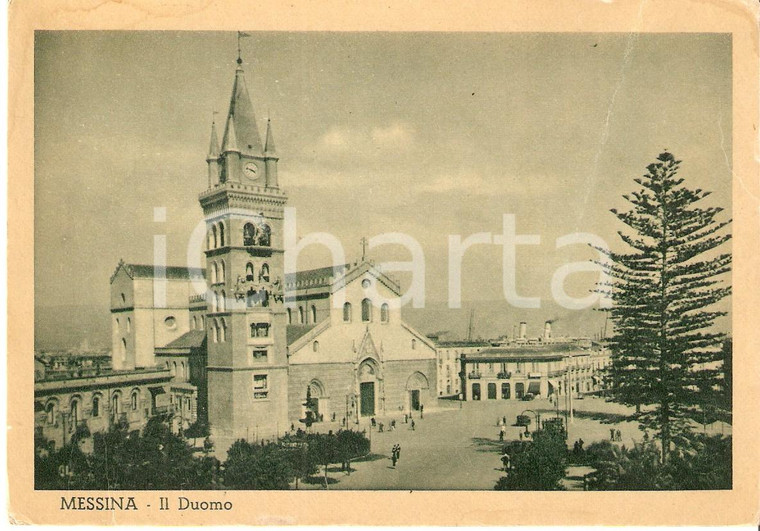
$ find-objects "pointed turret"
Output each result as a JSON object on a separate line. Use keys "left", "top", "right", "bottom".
{"left": 207, "top": 120, "right": 220, "bottom": 159}
{"left": 220, "top": 114, "right": 241, "bottom": 183}
{"left": 264, "top": 118, "right": 279, "bottom": 189}
{"left": 221, "top": 114, "right": 240, "bottom": 153}
{"left": 264, "top": 118, "right": 276, "bottom": 155}
{"left": 221, "top": 64, "right": 263, "bottom": 156}
{"left": 207, "top": 119, "right": 221, "bottom": 187}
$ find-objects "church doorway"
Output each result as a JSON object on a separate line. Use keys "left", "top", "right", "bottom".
{"left": 358, "top": 359, "right": 380, "bottom": 417}
{"left": 409, "top": 389, "right": 420, "bottom": 411}
{"left": 406, "top": 371, "right": 429, "bottom": 412}
{"left": 360, "top": 382, "right": 375, "bottom": 416}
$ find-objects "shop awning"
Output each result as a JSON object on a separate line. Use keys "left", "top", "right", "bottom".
{"left": 148, "top": 386, "right": 166, "bottom": 396}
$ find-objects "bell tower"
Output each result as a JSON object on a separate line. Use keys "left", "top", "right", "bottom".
{"left": 200, "top": 52, "right": 288, "bottom": 443}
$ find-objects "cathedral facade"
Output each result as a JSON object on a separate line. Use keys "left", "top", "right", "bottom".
{"left": 105, "top": 54, "right": 438, "bottom": 446}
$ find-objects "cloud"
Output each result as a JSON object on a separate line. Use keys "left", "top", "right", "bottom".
{"left": 370, "top": 123, "right": 415, "bottom": 149}
{"left": 310, "top": 121, "right": 416, "bottom": 157}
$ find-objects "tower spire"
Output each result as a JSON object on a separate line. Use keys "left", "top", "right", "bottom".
{"left": 264, "top": 117, "right": 276, "bottom": 155}
{"left": 237, "top": 31, "right": 251, "bottom": 66}
{"left": 207, "top": 112, "right": 220, "bottom": 159}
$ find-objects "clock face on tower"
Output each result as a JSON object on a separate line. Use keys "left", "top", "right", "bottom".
{"left": 243, "top": 162, "right": 259, "bottom": 181}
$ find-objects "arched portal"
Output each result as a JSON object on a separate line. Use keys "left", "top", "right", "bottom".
{"left": 406, "top": 371, "right": 429, "bottom": 412}
{"left": 358, "top": 358, "right": 379, "bottom": 417}
{"left": 307, "top": 379, "right": 327, "bottom": 421}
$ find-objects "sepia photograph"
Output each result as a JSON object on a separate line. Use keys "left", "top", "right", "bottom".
{"left": 8, "top": 0, "right": 760, "bottom": 524}
{"left": 31, "top": 30, "right": 734, "bottom": 493}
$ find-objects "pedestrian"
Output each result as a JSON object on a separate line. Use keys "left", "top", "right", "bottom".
{"left": 519, "top": 431, "right": 523, "bottom": 441}
{"left": 499, "top": 430, "right": 504, "bottom": 442}
{"left": 502, "top": 416, "right": 507, "bottom": 426}
{"left": 615, "top": 429, "right": 622, "bottom": 442}
{"left": 391, "top": 451, "right": 397, "bottom": 468}
{"left": 411, "top": 419, "right": 415, "bottom": 431}
{"left": 396, "top": 444, "right": 401, "bottom": 460}
{"left": 391, "top": 419, "right": 396, "bottom": 431}
{"left": 379, "top": 422, "right": 384, "bottom": 432}
{"left": 404, "top": 413, "right": 408, "bottom": 424}
{"left": 420, "top": 404, "right": 424, "bottom": 419}
{"left": 501, "top": 453, "right": 510, "bottom": 471}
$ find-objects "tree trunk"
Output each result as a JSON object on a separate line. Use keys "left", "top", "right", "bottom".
{"left": 323, "top": 464, "right": 329, "bottom": 489}
{"left": 346, "top": 459, "right": 351, "bottom": 475}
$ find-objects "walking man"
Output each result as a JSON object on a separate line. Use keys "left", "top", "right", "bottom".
{"left": 391, "top": 447, "right": 397, "bottom": 468}
{"left": 420, "top": 404, "right": 424, "bottom": 419}
{"left": 610, "top": 428, "right": 615, "bottom": 441}
{"left": 410, "top": 419, "right": 416, "bottom": 431}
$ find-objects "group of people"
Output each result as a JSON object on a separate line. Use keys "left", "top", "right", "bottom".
{"left": 390, "top": 444, "right": 402, "bottom": 467}
{"left": 609, "top": 428, "right": 623, "bottom": 442}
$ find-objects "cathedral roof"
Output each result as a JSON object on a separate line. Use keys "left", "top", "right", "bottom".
{"left": 160, "top": 330, "right": 207, "bottom": 350}
{"left": 111, "top": 261, "right": 206, "bottom": 282}
{"left": 221, "top": 66, "right": 264, "bottom": 155}
{"left": 286, "top": 324, "right": 316, "bottom": 345}
{"left": 284, "top": 264, "right": 350, "bottom": 289}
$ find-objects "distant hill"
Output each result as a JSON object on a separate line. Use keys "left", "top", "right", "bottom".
{"left": 34, "top": 304, "right": 111, "bottom": 351}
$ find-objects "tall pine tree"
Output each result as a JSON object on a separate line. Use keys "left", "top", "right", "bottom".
{"left": 597, "top": 152, "right": 731, "bottom": 463}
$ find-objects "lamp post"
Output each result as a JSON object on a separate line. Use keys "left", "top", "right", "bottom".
{"left": 520, "top": 409, "right": 541, "bottom": 436}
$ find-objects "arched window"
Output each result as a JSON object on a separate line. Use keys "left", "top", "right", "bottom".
{"left": 361, "top": 298, "right": 372, "bottom": 322}
{"left": 180, "top": 361, "right": 186, "bottom": 379}
{"left": 126, "top": 317, "right": 131, "bottom": 332}
{"left": 211, "top": 225, "right": 218, "bottom": 249}
{"left": 259, "top": 224, "right": 271, "bottom": 247}
{"left": 220, "top": 319, "right": 227, "bottom": 342}
{"left": 92, "top": 395, "right": 100, "bottom": 417}
{"left": 381, "top": 303, "right": 389, "bottom": 323}
{"left": 172, "top": 361, "right": 177, "bottom": 376}
{"left": 121, "top": 293, "right": 126, "bottom": 304}
{"left": 220, "top": 291, "right": 226, "bottom": 312}
{"left": 287, "top": 308, "right": 292, "bottom": 324}
{"left": 243, "top": 223, "right": 256, "bottom": 246}
{"left": 111, "top": 393, "right": 121, "bottom": 417}
{"left": 412, "top": 339, "right": 417, "bottom": 350}
{"left": 214, "top": 319, "right": 220, "bottom": 343}
{"left": 311, "top": 305, "right": 317, "bottom": 324}
{"left": 259, "top": 263, "right": 270, "bottom": 283}
{"left": 70, "top": 399, "right": 79, "bottom": 428}
{"left": 46, "top": 401, "right": 57, "bottom": 424}
{"left": 200, "top": 316, "right": 205, "bottom": 328}
{"left": 246, "top": 263, "right": 254, "bottom": 282}
{"left": 313, "top": 341, "right": 319, "bottom": 352}
{"left": 121, "top": 338, "right": 127, "bottom": 361}
{"left": 219, "top": 260, "right": 225, "bottom": 284}
{"left": 298, "top": 306, "right": 304, "bottom": 324}
{"left": 192, "top": 315, "right": 197, "bottom": 329}
{"left": 210, "top": 292, "right": 217, "bottom": 313}
{"left": 218, "top": 222, "right": 225, "bottom": 247}
{"left": 343, "top": 302, "right": 352, "bottom": 322}
{"left": 131, "top": 390, "right": 139, "bottom": 410}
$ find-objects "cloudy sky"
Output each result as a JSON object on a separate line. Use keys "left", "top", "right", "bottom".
{"left": 34, "top": 32, "right": 731, "bottom": 340}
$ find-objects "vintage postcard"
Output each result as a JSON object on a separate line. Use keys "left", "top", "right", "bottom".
{"left": 7, "top": 0, "right": 760, "bottom": 526}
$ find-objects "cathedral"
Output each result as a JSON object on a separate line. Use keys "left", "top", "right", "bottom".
{"left": 108, "top": 53, "right": 438, "bottom": 447}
